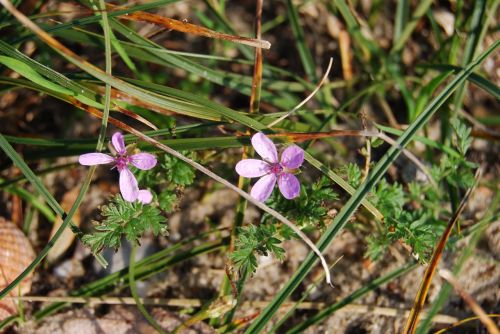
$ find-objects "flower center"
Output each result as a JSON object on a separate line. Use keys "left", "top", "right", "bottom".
{"left": 270, "top": 163, "right": 283, "bottom": 175}
{"left": 115, "top": 156, "right": 130, "bottom": 171}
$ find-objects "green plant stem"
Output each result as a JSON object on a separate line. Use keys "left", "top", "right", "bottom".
{"left": 391, "top": 0, "right": 433, "bottom": 53}
{"left": 129, "top": 244, "right": 167, "bottom": 334}
{"left": 96, "top": 0, "right": 112, "bottom": 151}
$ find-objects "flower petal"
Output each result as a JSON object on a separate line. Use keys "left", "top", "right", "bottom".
{"left": 112, "top": 132, "right": 126, "bottom": 155}
{"left": 79, "top": 153, "right": 114, "bottom": 165}
{"left": 280, "top": 145, "right": 304, "bottom": 169}
{"left": 137, "top": 189, "right": 153, "bottom": 204}
{"left": 130, "top": 153, "right": 157, "bottom": 170}
{"left": 250, "top": 174, "right": 277, "bottom": 202}
{"left": 278, "top": 173, "right": 300, "bottom": 199}
{"left": 119, "top": 168, "right": 139, "bottom": 202}
{"left": 235, "top": 159, "right": 270, "bottom": 178}
{"left": 251, "top": 132, "right": 278, "bottom": 163}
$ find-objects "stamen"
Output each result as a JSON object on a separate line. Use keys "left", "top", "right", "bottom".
{"left": 270, "top": 163, "right": 283, "bottom": 175}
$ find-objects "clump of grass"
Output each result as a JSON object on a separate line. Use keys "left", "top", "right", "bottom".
{"left": 0, "top": 0, "right": 498, "bottom": 333}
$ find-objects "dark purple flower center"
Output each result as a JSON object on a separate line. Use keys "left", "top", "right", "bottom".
{"left": 115, "top": 156, "right": 130, "bottom": 171}
{"left": 270, "top": 163, "right": 283, "bottom": 175}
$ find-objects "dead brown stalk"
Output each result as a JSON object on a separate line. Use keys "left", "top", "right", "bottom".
{"left": 402, "top": 168, "right": 482, "bottom": 334}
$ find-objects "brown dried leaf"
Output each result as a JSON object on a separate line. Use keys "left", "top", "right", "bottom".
{"left": 108, "top": 4, "right": 270, "bottom": 49}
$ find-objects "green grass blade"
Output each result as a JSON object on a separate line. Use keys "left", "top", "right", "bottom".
{"left": 390, "top": 67, "right": 416, "bottom": 120}
{"left": 450, "top": 0, "right": 495, "bottom": 118}
{"left": 329, "top": 0, "right": 379, "bottom": 56}
{"left": 0, "top": 134, "right": 64, "bottom": 215}
{"left": 0, "top": 163, "right": 76, "bottom": 189}
{"left": 243, "top": 40, "right": 499, "bottom": 334}
{"left": 2, "top": 184, "right": 56, "bottom": 222}
{"left": 391, "top": 0, "right": 433, "bottom": 53}
{"left": 393, "top": 0, "right": 409, "bottom": 43}
{"left": 414, "top": 71, "right": 450, "bottom": 119}
{"left": 421, "top": 64, "right": 499, "bottom": 99}
{"left": 304, "top": 152, "right": 383, "bottom": 220}
{"left": 202, "top": 0, "right": 254, "bottom": 60}
{"left": 375, "top": 124, "right": 461, "bottom": 158}
{"left": 108, "top": 26, "right": 138, "bottom": 73}
{"left": 285, "top": 0, "right": 316, "bottom": 81}
{"left": 129, "top": 244, "right": 167, "bottom": 333}
{"left": 107, "top": 19, "right": 296, "bottom": 110}
{"left": 0, "top": 40, "right": 102, "bottom": 107}
{"left": 0, "top": 133, "right": 93, "bottom": 299}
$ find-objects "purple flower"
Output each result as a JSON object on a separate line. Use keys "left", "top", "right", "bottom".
{"left": 137, "top": 189, "right": 153, "bottom": 204}
{"left": 79, "top": 132, "right": 157, "bottom": 203}
{"left": 235, "top": 132, "right": 304, "bottom": 202}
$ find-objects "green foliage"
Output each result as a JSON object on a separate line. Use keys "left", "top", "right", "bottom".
{"left": 231, "top": 177, "right": 338, "bottom": 275}
{"left": 230, "top": 224, "right": 285, "bottom": 275}
{"left": 429, "top": 118, "right": 477, "bottom": 189}
{"left": 366, "top": 119, "right": 476, "bottom": 262}
{"left": 163, "top": 153, "right": 196, "bottom": 185}
{"left": 451, "top": 119, "right": 472, "bottom": 154}
{"left": 366, "top": 179, "right": 445, "bottom": 263}
{"left": 158, "top": 191, "right": 177, "bottom": 212}
{"left": 347, "top": 163, "right": 363, "bottom": 188}
{"left": 83, "top": 150, "right": 197, "bottom": 255}
{"left": 436, "top": 155, "right": 476, "bottom": 189}
{"left": 263, "top": 176, "right": 339, "bottom": 230}
{"left": 82, "top": 194, "right": 167, "bottom": 254}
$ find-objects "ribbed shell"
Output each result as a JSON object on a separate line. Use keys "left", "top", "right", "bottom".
{"left": 0, "top": 218, "right": 35, "bottom": 321}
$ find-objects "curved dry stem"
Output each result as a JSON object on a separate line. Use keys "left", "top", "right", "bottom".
{"left": 267, "top": 58, "right": 333, "bottom": 128}
{"left": 439, "top": 269, "right": 499, "bottom": 334}
{"left": 290, "top": 129, "right": 436, "bottom": 188}
{"left": 377, "top": 132, "right": 437, "bottom": 188}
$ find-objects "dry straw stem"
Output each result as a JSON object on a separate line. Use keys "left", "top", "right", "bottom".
{"left": 266, "top": 58, "right": 435, "bottom": 186}
{"left": 111, "top": 105, "right": 158, "bottom": 130}
{"left": 402, "top": 168, "right": 482, "bottom": 334}
{"left": 438, "top": 269, "right": 499, "bottom": 334}
{"left": 271, "top": 130, "right": 437, "bottom": 188}
{"left": 0, "top": 0, "right": 332, "bottom": 286}
{"left": 248, "top": 0, "right": 263, "bottom": 114}
{"left": 6, "top": 296, "right": 458, "bottom": 324}
{"left": 106, "top": 3, "right": 271, "bottom": 49}
{"left": 376, "top": 132, "right": 437, "bottom": 188}
{"left": 339, "top": 30, "right": 353, "bottom": 81}
{"left": 434, "top": 315, "right": 500, "bottom": 334}
{"left": 267, "top": 58, "right": 334, "bottom": 128}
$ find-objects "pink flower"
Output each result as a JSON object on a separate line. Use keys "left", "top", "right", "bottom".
{"left": 236, "top": 132, "right": 304, "bottom": 202}
{"left": 79, "top": 132, "right": 157, "bottom": 203}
